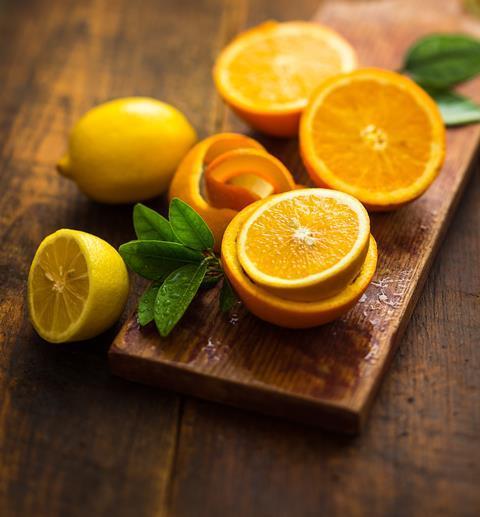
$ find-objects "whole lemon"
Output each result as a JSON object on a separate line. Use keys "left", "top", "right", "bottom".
{"left": 57, "top": 97, "right": 197, "bottom": 203}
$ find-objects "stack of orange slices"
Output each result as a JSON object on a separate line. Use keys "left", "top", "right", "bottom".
{"left": 169, "top": 133, "right": 299, "bottom": 249}
{"left": 222, "top": 189, "right": 377, "bottom": 328}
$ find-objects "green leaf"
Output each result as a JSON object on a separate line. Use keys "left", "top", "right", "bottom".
{"left": 154, "top": 262, "right": 208, "bottom": 337}
{"left": 169, "top": 197, "right": 214, "bottom": 250}
{"left": 119, "top": 240, "right": 203, "bottom": 280}
{"left": 219, "top": 277, "right": 238, "bottom": 313}
{"left": 137, "top": 284, "right": 160, "bottom": 326}
{"left": 133, "top": 203, "right": 176, "bottom": 242}
{"left": 403, "top": 33, "right": 480, "bottom": 89}
{"left": 427, "top": 90, "right": 480, "bottom": 126}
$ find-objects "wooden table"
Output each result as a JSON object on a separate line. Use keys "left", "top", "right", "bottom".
{"left": 0, "top": 0, "right": 478, "bottom": 515}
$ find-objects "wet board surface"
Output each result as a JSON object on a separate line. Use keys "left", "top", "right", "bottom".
{"left": 109, "top": 0, "right": 480, "bottom": 433}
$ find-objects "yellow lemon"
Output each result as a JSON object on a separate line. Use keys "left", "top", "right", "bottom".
{"left": 28, "top": 229, "right": 129, "bottom": 343}
{"left": 57, "top": 97, "right": 197, "bottom": 203}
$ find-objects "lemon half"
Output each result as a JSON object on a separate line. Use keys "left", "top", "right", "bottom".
{"left": 28, "top": 229, "right": 129, "bottom": 343}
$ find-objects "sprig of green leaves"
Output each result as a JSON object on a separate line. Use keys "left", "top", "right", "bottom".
{"left": 401, "top": 33, "right": 480, "bottom": 126}
{"left": 119, "top": 199, "right": 238, "bottom": 337}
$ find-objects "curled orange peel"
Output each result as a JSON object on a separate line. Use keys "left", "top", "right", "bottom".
{"left": 169, "top": 133, "right": 263, "bottom": 250}
{"left": 204, "top": 148, "right": 296, "bottom": 211}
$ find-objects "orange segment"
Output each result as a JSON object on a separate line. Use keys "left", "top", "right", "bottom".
{"left": 213, "top": 21, "right": 357, "bottom": 136}
{"left": 168, "top": 133, "right": 264, "bottom": 249}
{"left": 237, "top": 189, "right": 370, "bottom": 302}
{"left": 222, "top": 201, "right": 377, "bottom": 328}
{"left": 205, "top": 148, "right": 296, "bottom": 211}
{"left": 300, "top": 68, "right": 446, "bottom": 210}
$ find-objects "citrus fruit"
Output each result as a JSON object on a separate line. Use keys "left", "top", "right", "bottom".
{"left": 300, "top": 68, "right": 446, "bottom": 210}
{"left": 236, "top": 189, "right": 370, "bottom": 302}
{"left": 57, "top": 97, "right": 197, "bottom": 203}
{"left": 28, "top": 229, "right": 129, "bottom": 343}
{"left": 213, "top": 21, "right": 357, "bottom": 136}
{"left": 169, "top": 133, "right": 297, "bottom": 249}
{"left": 222, "top": 201, "right": 377, "bottom": 328}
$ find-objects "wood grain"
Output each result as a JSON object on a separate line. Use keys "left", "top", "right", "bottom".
{"left": 109, "top": 0, "right": 480, "bottom": 433}
{"left": 1, "top": 0, "right": 479, "bottom": 515}
{"left": 0, "top": 0, "right": 241, "bottom": 515}
{"left": 167, "top": 159, "right": 480, "bottom": 517}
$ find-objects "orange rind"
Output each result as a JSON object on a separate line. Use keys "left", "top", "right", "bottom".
{"left": 205, "top": 148, "right": 296, "bottom": 211}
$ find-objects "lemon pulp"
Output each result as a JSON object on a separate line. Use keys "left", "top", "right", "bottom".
{"left": 28, "top": 229, "right": 129, "bottom": 343}
{"left": 30, "top": 236, "right": 89, "bottom": 336}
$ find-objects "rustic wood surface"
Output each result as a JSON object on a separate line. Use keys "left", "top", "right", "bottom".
{"left": 0, "top": 0, "right": 478, "bottom": 515}
{"left": 110, "top": 0, "right": 480, "bottom": 433}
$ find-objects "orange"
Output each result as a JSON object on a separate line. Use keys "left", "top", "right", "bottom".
{"left": 236, "top": 189, "right": 370, "bottom": 302}
{"left": 222, "top": 201, "right": 377, "bottom": 329}
{"left": 300, "top": 68, "right": 446, "bottom": 210}
{"left": 213, "top": 21, "right": 357, "bottom": 137}
{"left": 169, "top": 133, "right": 297, "bottom": 249}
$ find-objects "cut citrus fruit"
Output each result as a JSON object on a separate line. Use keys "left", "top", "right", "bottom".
{"left": 222, "top": 201, "right": 377, "bottom": 328}
{"left": 213, "top": 21, "right": 357, "bottom": 136}
{"left": 28, "top": 229, "right": 129, "bottom": 343}
{"left": 236, "top": 189, "right": 370, "bottom": 302}
{"left": 205, "top": 148, "right": 296, "bottom": 211}
{"left": 300, "top": 68, "right": 446, "bottom": 210}
{"left": 169, "top": 133, "right": 298, "bottom": 249}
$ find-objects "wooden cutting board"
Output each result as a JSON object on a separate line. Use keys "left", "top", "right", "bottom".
{"left": 109, "top": 0, "right": 480, "bottom": 433}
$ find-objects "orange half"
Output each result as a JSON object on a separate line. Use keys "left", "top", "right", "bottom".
{"left": 300, "top": 68, "right": 446, "bottom": 210}
{"left": 213, "top": 21, "right": 357, "bottom": 136}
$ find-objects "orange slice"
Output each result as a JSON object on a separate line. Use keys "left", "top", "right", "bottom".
{"left": 169, "top": 133, "right": 264, "bottom": 249}
{"left": 222, "top": 201, "right": 377, "bottom": 328}
{"left": 236, "top": 189, "right": 370, "bottom": 302}
{"left": 300, "top": 68, "right": 446, "bottom": 210}
{"left": 205, "top": 148, "right": 296, "bottom": 211}
{"left": 213, "top": 21, "right": 357, "bottom": 136}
